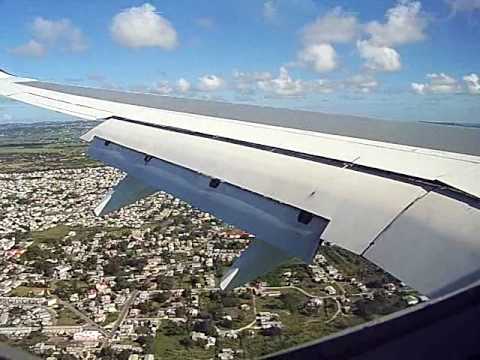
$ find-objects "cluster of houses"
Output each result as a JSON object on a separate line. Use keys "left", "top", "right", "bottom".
{"left": 0, "top": 161, "right": 425, "bottom": 360}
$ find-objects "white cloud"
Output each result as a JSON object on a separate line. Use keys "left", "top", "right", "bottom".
{"left": 411, "top": 73, "right": 462, "bottom": 94}
{"left": 10, "top": 17, "right": 87, "bottom": 57}
{"left": 309, "top": 79, "right": 335, "bottom": 94}
{"left": 297, "top": 7, "right": 358, "bottom": 73}
{"left": 302, "top": 7, "right": 359, "bottom": 44}
{"left": 263, "top": 1, "right": 278, "bottom": 23}
{"left": 411, "top": 82, "right": 426, "bottom": 94}
{"left": 10, "top": 40, "right": 46, "bottom": 57}
{"left": 357, "top": 1, "right": 427, "bottom": 72}
{"left": 233, "top": 70, "right": 272, "bottom": 94}
{"left": 111, "top": 3, "right": 178, "bottom": 50}
{"left": 197, "top": 75, "right": 225, "bottom": 91}
{"left": 177, "top": 78, "right": 191, "bottom": 93}
{"left": 257, "top": 67, "right": 306, "bottom": 97}
{"left": 297, "top": 43, "right": 337, "bottom": 73}
{"left": 345, "top": 74, "right": 379, "bottom": 93}
{"left": 195, "top": 17, "right": 215, "bottom": 30}
{"left": 463, "top": 73, "right": 480, "bottom": 94}
{"left": 357, "top": 40, "right": 401, "bottom": 72}
{"left": 365, "top": 0, "right": 427, "bottom": 47}
{"left": 152, "top": 80, "right": 173, "bottom": 95}
{"left": 233, "top": 67, "right": 333, "bottom": 97}
{"left": 447, "top": 0, "right": 480, "bottom": 14}
{"left": 32, "top": 17, "right": 87, "bottom": 52}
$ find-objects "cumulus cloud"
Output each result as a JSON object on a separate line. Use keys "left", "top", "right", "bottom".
{"left": 365, "top": 1, "right": 427, "bottom": 47}
{"left": 10, "top": 17, "right": 87, "bottom": 57}
{"left": 111, "top": 3, "right": 178, "bottom": 50}
{"left": 411, "top": 73, "right": 462, "bottom": 94}
{"left": 357, "top": 40, "right": 401, "bottom": 72}
{"left": 197, "top": 75, "right": 225, "bottom": 91}
{"left": 32, "top": 17, "right": 87, "bottom": 52}
{"left": 10, "top": 40, "right": 46, "bottom": 57}
{"left": 411, "top": 82, "right": 427, "bottom": 95}
{"left": 344, "top": 74, "right": 379, "bottom": 93}
{"left": 463, "top": 73, "right": 480, "bottom": 94}
{"left": 446, "top": 0, "right": 480, "bottom": 14}
{"left": 293, "top": 2, "right": 428, "bottom": 74}
{"left": 297, "top": 43, "right": 338, "bottom": 73}
{"left": 257, "top": 67, "right": 305, "bottom": 96}
{"left": 302, "top": 7, "right": 359, "bottom": 44}
{"left": 195, "top": 17, "right": 215, "bottom": 30}
{"left": 233, "top": 70, "right": 272, "bottom": 94}
{"left": 232, "top": 68, "right": 334, "bottom": 97}
{"left": 152, "top": 80, "right": 173, "bottom": 95}
{"left": 177, "top": 78, "right": 191, "bottom": 93}
{"left": 358, "top": 1, "right": 427, "bottom": 72}
{"left": 263, "top": 1, "right": 278, "bottom": 23}
{"left": 297, "top": 8, "right": 358, "bottom": 73}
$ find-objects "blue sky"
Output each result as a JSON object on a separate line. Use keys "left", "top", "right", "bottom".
{"left": 0, "top": 0, "right": 479, "bottom": 124}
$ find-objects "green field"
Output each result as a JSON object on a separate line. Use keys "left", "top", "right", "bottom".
{"left": 153, "top": 332, "right": 215, "bottom": 360}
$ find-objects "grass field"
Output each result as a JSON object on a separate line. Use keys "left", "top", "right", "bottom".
{"left": 0, "top": 143, "right": 100, "bottom": 173}
{"left": 56, "top": 308, "right": 83, "bottom": 326}
{"left": 10, "top": 286, "right": 47, "bottom": 297}
{"left": 153, "top": 332, "right": 215, "bottom": 360}
{"left": 30, "top": 225, "right": 72, "bottom": 244}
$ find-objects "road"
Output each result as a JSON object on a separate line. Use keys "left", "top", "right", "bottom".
{"left": 110, "top": 290, "right": 138, "bottom": 335}
{"left": 233, "top": 292, "right": 258, "bottom": 333}
{"left": 55, "top": 297, "right": 109, "bottom": 337}
{"left": 325, "top": 298, "right": 342, "bottom": 324}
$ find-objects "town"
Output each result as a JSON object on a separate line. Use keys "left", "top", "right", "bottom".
{"left": 0, "top": 122, "right": 424, "bottom": 359}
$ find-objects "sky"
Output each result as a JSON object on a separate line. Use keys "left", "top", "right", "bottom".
{"left": 0, "top": 0, "right": 479, "bottom": 124}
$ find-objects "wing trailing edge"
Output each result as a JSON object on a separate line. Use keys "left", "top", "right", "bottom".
{"left": 94, "top": 175, "right": 157, "bottom": 216}
{"left": 88, "top": 135, "right": 329, "bottom": 291}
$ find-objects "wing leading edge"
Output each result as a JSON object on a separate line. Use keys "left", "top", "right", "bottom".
{"left": 1, "top": 69, "right": 480, "bottom": 297}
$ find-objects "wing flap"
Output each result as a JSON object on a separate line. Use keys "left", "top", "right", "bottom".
{"left": 220, "top": 239, "right": 295, "bottom": 291}
{"left": 88, "top": 135, "right": 329, "bottom": 289}
{"left": 85, "top": 118, "right": 427, "bottom": 255}
{"left": 94, "top": 175, "right": 157, "bottom": 216}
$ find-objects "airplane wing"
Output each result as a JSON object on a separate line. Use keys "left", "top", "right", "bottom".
{"left": 1, "top": 69, "right": 479, "bottom": 298}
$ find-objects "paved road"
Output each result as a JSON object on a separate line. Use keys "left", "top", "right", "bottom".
{"left": 263, "top": 285, "right": 318, "bottom": 298}
{"left": 55, "top": 297, "right": 108, "bottom": 337}
{"left": 110, "top": 290, "right": 138, "bottom": 335}
{"left": 326, "top": 298, "right": 342, "bottom": 324}
{"left": 234, "top": 292, "right": 257, "bottom": 333}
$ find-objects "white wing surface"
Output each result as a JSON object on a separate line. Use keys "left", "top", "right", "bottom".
{"left": 1, "top": 69, "right": 479, "bottom": 297}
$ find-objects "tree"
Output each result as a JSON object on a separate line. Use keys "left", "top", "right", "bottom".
{"left": 240, "top": 291, "right": 252, "bottom": 300}
{"left": 193, "top": 319, "right": 216, "bottom": 336}
{"left": 175, "top": 307, "right": 186, "bottom": 318}
{"left": 152, "top": 292, "right": 170, "bottom": 303}
{"left": 280, "top": 292, "right": 303, "bottom": 313}
{"left": 99, "top": 347, "right": 116, "bottom": 359}
{"left": 104, "top": 260, "right": 121, "bottom": 276}
{"left": 156, "top": 275, "right": 175, "bottom": 290}
{"left": 222, "top": 296, "right": 240, "bottom": 308}
{"left": 137, "top": 335, "right": 154, "bottom": 351}
{"left": 179, "top": 336, "right": 193, "bottom": 348}
{"left": 262, "top": 326, "right": 282, "bottom": 336}
{"left": 164, "top": 321, "right": 185, "bottom": 336}
{"left": 220, "top": 318, "right": 233, "bottom": 329}
{"left": 118, "top": 350, "right": 130, "bottom": 360}
{"left": 182, "top": 289, "right": 192, "bottom": 299}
